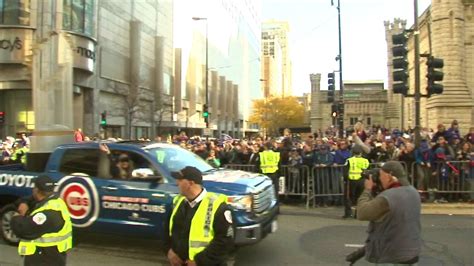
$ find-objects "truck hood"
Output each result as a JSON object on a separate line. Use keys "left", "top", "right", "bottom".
{"left": 202, "top": 169, "right": 270, "bottom": 194}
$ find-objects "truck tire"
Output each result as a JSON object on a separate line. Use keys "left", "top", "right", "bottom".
{"left": 0, "top": 204, "right": 20, "bottom": 245}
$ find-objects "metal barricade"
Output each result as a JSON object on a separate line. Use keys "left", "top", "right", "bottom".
{"left": 409, "top": 160, "right": 473, "bottom": 202}
{"left": 223, "top": 164, "right": 258, "bottom": 173}
{"left": 425, "top": 161, "right": 473, "bottom": 198}
{"left": 308, "top": 164, "right": 346, "bottom": 208}
{"left": 278, "top": 165, "right": 311, "bottom": 199}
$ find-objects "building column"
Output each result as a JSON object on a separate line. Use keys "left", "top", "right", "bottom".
{"left": 29, "top": 0, "right": 75, "bottom": 155}
{"left": 310, "top": 73, "right": 322, "bottom": 134}
{"left": 427, "top": 0, "right": 473, "bottom": 132}
{"left": 153, "top": 35, "right": 165, "bottom": 138}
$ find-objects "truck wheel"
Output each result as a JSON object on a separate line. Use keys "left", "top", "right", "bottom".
{"left": 0, "top": 204, "right": 20, "bottom": 245}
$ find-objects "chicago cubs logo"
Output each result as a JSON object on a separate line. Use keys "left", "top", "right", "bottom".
{"left": 60, "top": 183, "right": 91, "bottom": 219}
{"left": 55, "top": 175, "right": 99, "bottom": 228}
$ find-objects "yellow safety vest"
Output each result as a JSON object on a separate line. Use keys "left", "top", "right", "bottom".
{"left": 18, "top": 198, "right": 73, "bottom": 256}
{"left": 169, "top": 192, "right": 227, "bottom": 260}
{"left": 11, "top": 147, "right": 29, "bottom": 164}
{"left": 347, "top": 156, "right": 370, "bottom": 180}
{"left": 260, "top": 150, "right": 280, "bottom": 174}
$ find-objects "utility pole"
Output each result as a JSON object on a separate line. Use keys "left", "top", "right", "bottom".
{"left": 413, "top": 0, "right": 421, "bottom": 147}
{"left": 332, "top": 0, "right": 344, "bottom": 138}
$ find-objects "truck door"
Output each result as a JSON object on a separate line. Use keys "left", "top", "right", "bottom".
{"left": 56, "top": 148, "right": 112, "bottom": 230}
{"left": 98, "top": 150, "right": 176, "bottom": 239}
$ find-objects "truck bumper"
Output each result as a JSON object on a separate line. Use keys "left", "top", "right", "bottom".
{"left": 234, "top": 212, "right": 278, "bottom": 245}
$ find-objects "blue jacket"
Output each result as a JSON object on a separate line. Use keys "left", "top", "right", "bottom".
{"left": 313, "top": 150, "right": 334, "bottom": 165}
{"left": 334, "top": 149, "right": 351, "bottom": 165}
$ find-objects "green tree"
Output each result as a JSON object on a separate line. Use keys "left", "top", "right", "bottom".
{"left": 250, "top": 96, "right": 305, "bottom": 137}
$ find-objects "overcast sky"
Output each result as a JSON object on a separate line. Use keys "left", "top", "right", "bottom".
{"left": 262, "top": 0, "right": 431, "bottom": 96}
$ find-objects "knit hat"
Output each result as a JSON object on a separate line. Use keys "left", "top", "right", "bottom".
{"left": 381, "top": 161, "right": 406, "bottom": 179}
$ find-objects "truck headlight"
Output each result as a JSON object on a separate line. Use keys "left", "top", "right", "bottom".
{"left": 227, "top": 195, "right": 252, "bottom": 212}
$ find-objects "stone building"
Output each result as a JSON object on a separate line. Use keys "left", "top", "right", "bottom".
{"left": 385, "top": 0, "right": 474, "bottom": 134}
{"left": 309, "top": 75, "right": 387, "bottom": 134}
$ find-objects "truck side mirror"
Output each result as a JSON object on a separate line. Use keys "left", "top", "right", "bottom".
{"left": 131, "top": 168, "right": 163, "bottom": 183}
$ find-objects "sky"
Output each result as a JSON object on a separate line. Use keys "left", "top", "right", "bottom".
{"left": 262, "top": 0, "right": 431, "bottom": 96}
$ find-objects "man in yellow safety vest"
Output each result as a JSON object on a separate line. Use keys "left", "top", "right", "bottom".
{"left": 165, "top": 166, "right": 233, "bottom": 266}
{"left": 11, "top": 175, "right": 72, "bottom": 266}
{"left": 343, "top": 145, "right": 370, "bottom": 218}
{"left": 259, "top": 142, "right": 281, "bottom": 199}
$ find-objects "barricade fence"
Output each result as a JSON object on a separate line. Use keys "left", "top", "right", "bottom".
{"left": 307, "top": 165, "right": 345, "bottom": 208}
{"left": 224, "top": 160, "right": 473, "bottom": 207}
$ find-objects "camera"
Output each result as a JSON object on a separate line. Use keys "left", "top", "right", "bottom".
{"left": 362, "top": 168, "right": 383, "bottom": 195}
{"left": 362, "top": 168, "right": 379, "bottom": 182}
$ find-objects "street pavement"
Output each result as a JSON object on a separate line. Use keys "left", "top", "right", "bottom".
{"left": 0, "top": 204, "right": 472, "bottom": 266}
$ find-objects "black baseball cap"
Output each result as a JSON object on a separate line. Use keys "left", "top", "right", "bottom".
{"left": 171, "top": 166, "right": 203, "bottom": 184}
{"left": 33, "top": 175, "right": 56, "bottom": 192}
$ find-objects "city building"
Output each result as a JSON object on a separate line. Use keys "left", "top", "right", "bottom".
{"left": 261, "top": 20, "right": 292, "bottom": 97}
{"left": 385, "top": 0, "right": 473, "bottom": 134}
{"left": 0, "top": 0, "right": 175, "bottom": 140}
{"left": 261, "top": 39, "right": 282, "bottom": 97}
{"left": 174, "top": 0, "right": 262, "bottom": 138}
{"left": 309, "top": 75, "right": 387, "bottom": 133}
{"left": 0, "top": 0, "right": 261, "bottom": 140}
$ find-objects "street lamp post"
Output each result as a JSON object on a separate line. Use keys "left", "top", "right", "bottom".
{"left": 192, "top": 17, "right": 209, "bottom": 128}
{"left": 331, "top": 0, "right": 344, "bottom": 138}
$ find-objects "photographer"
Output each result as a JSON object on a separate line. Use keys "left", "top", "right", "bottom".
{"left": 356, "top": 161, "right": 421, "bottom": 265}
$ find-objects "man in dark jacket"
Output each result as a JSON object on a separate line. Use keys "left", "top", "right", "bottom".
{"left": 357, "top": 161, "right": 421, "bottom": 264}
{"left": 11, "top": 175, "right": 72, "bottom": 266}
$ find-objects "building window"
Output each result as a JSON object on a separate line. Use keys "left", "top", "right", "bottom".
{"left": 163, "top": 73, "right": 171, "bottom": 95}
{"left": 104, "top": 125, "right": 121, "bottom": 139}
{"left": 63, "top": 0, "right": 95, "bottom": 36}
{"left": 134, "top": 126, "right": 149, "bottom": 140}
{"left": 350, "top": 117, "right": 358, "bottom": 125}
{"left": 0, "top": 0, "right": 30, "bottom": 25}
{"left": 367, "top": 117, "right": 371, "bottom": 125}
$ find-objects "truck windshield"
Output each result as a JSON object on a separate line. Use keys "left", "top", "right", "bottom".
{"left": 145, "top": 146, "right": 213, "bottom": 175}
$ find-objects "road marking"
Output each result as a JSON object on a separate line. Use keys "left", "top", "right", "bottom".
{"left": 345, "top": 244, "right": 364, "bottom": 248}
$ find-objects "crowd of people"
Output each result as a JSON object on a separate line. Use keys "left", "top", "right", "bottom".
{"left": 1, "top": 133, "right": 30, "bottom": 165}
{"left": 167, "top": 121, "right": 473, "bottom": 203}
{"left": 2, "top": 122, "right": 473, "bottom": 201}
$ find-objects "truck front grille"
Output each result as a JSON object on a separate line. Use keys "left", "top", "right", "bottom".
{"left": 252, "top": 185, "right": 275, "bottom": 215}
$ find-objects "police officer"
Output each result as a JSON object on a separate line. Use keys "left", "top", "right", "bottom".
{"left": 10, "top": 141, "right": 29, "bottom": 164}
{"left": 259, "top": 142, "right": 281, "bottom": 198}
{"left": 164, "top": 166, "right": 233, "bottom": 266}
{"left": 343, "top": 145, "right": 369, "bottom": 218}
{"left": 357, "top": 161, "right": 421, "bottom": 264}
{"left": 11, "top": 175, "right": 72, "bottom": 266}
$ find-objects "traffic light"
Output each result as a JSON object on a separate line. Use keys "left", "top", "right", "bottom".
{"left": 391, "top": 32, "right": 409, "bottom": 95}
{"left": 338, "top": 103, "right": 344, "bottom": 116}
{"left": 327, "top": 72, "right": 335, "bottom": 102}
{"left": 426, "top": 56, "right": 444, "bottom": 97}
{"left": 0, "top": 111, "right": 5, "bottom": 124}
{"left": 331, "top": 104, "right": 337, "bottom": 117}
{"left": 202, "top": 104, "right": 209, "bottom": 125}
{"left": 101, "top": 111, "right": 107, "bottom": 126}
{"left": 202, "top": 104, "right": 209, "bottom": 118}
